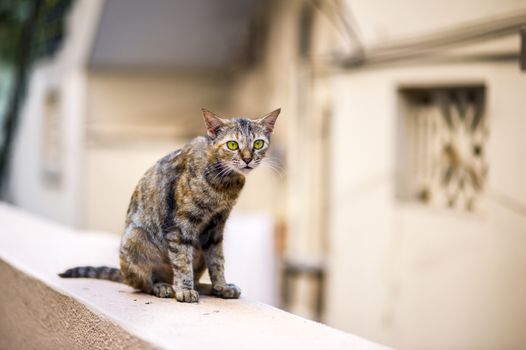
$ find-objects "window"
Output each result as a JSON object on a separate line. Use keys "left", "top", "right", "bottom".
{"left": 397, "top": 86, "right": 487, "bottom": 212}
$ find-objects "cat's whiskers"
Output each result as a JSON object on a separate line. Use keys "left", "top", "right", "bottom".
{"left": 262, "top": 157, "right": 283, "bottom": 168}
{"left": 204, "top": 161, "right": 226, "bottom": 179}
{"left": 261, "top": 159, "right": 283, "bottom": 169}
{"left": 211, "top": 163, "right": 233, "bottom": 183}
{"left": 261, "top": 158, "right": 284, "bottom": 172}
{"left": 260, "top": 158, "right": 284, "bottom": 179}
{"left": 204, "top": 162, "right": 219, "bottom": 176}
{"left": 210, "top": 166, "right": 228, "bottom": 182}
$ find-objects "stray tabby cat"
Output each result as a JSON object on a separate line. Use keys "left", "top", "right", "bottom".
{"left": 59, "top": 108, "right": 280, "bottom": 303}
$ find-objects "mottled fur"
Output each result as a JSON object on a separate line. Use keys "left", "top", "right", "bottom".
{"left": 59, "top": 108, "right": 280, "bottom": 303}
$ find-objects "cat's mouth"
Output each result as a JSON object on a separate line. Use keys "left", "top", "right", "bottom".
{"left": 238, "top": 165, "right": 254, "bottom": 174}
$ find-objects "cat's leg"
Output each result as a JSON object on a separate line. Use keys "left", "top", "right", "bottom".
{"left": 151, "top": 282, "right": 175, "bottom": 298}
{"left": 202, "top": 226, "right": 241, "bottom": 299}
{"left": 120, "top": 226, "right": 174, "bottom": 298}
{"left": 150, "top": 264, "right": 175, "bottom": 298}
{"left": 165, "top": 228, "right": 199, "bottom": 303}
{"left": 193, "top": 249, "right": 206, "bottom": 283}
{"left": 192, "top": 250, "right": 215, "bottom": 295}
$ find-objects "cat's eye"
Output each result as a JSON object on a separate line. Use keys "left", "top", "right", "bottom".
{"left": 253, "top": 139, "right": 265, "bottom": 150}
{"left": 226, "top": 141, "right": 239, "bottom": 150}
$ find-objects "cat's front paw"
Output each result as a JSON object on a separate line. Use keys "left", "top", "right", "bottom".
{"left": 174, "top": 288, "right": 199, "bottom": 303}
{"left": 212, "top": 283, "right": 241, "bottom": 299}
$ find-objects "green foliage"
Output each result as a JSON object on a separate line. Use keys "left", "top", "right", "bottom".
{"left": 0, "top": 0, "right": 74, "bottom": 65}
{"left": 0, "top": 1, "right": 25, "bottom": 64}
{"left": 33, "top": 0, "right": 74, "bottom": 60}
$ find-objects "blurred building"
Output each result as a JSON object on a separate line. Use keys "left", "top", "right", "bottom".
{"left": 6, "top": 0, "right": 526, "bottom": 349}
{"left": 8, "top": 0, "right": 284, "bottom": 232}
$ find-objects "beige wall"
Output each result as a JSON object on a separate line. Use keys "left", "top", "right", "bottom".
{"left": 86, "top": 71, "right": 231, "bottom": 141}
{"left": 325, "top": 62, "right": 526, "bottom": 350}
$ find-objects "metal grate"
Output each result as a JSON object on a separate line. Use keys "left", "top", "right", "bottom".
{"left": 399, "top": 86, "right": 488, "bottom": 212}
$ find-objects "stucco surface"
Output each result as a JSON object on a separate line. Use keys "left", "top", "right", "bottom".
{"left": 0, "top": 203, "right": 389, "bottom": 350}
{"left": 0, "top": 260, "right": 154, "bottom": 350}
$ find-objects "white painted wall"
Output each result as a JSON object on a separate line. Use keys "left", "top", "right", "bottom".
{"left": 9, "top": 0, "right": 103, "bottom": 226}
{"left": 325, "top": 62, "right": 526, "bottom": 350}
{"left": 224, "top": 213, "right": 277, "bottom": 305}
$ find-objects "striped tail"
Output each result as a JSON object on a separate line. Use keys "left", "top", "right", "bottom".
{"left": 58, "top": 266, "right": 123, "bottom": 283}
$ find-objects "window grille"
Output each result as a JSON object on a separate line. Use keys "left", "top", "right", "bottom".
{"left": 398, "top": 86, "right": 488, "bottom": 212}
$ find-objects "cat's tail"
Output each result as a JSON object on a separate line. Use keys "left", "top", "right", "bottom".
{"left": 58, "top": 266, "right": 123, "bottom": 283}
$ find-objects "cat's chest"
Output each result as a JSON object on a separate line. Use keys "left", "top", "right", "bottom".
{"left": 197, "top": 208, "right": 230, "bottom": 245}
{"left": 188, "top": 187, "right": 236, "bottom": 213}
{"left": 172, "top": 170, "right": 241, "bottom": 225}
{"left": 187, "top": 177, "right": 242, "bottom": 209}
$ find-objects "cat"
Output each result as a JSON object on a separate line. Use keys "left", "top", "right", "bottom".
{"left": 59, "top": 108, "right": 280, "bottom": 303}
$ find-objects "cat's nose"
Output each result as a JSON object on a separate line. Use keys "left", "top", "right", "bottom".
{"left": 242, "top": 157, "right": 252, "bottom": 165}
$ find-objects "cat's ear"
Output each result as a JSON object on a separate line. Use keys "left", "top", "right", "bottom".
{"left": 257, "top": 108, "right": 281, "bottom": 134}
{"left": 202, "top": 108, "right": 226, "bottom": 139}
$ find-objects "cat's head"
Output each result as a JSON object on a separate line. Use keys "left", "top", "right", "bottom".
{"left": 202, "top": 108, "right": 280, "bottom": 175}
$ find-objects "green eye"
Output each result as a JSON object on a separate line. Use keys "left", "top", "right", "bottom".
{"left": 253, "top": 139, "right": 265, "bottom": 150}
{"left": 226, "top": 141, "right": 239, "bottom": 150}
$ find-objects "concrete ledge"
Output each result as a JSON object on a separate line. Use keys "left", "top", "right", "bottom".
{"left": 0, "top": 203, "right": 390, "bottom": 350}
